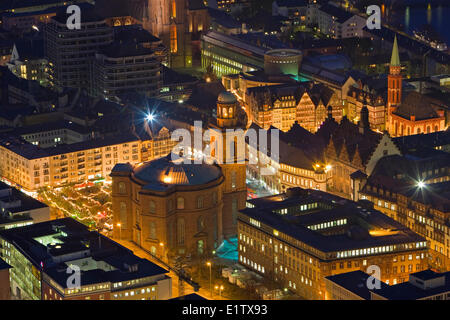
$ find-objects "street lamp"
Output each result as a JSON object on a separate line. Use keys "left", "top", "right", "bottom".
{"left": 215, "top": 284, "right": 224, "bottom": 298}
{"left": 117, "top": 222, "right": 122, "bottom": 240}
{"left": 159, "top": 242, "right": 165, "bottom": 261}
{"left": 206, "top": 261, "right": 212, "bottom": 298}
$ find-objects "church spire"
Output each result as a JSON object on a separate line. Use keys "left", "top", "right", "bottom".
{"left": 390, "top": 35, "right": 400, "bottom": 67}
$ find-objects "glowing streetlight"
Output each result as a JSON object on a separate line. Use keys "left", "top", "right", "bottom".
{"left": 215, "top": 284, "right": 224, "bottom": 298}
{"left": 417, "top": 181, "right": 425, "bottom": 189}
{"left": 117, "top": 222, "right": 122, "bottom": 240}
{"left": 146, "top": 114, "right": 155, "bottom": 122}
{"left": 206, "top": 261, "right": 212, "bottom": 298}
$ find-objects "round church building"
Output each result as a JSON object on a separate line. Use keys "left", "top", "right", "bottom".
{"left": 111, "top": 154, "right": 225, "bottom": 258}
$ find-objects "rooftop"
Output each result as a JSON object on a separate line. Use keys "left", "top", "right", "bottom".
{"left": 319, "top": 3, "right": 354, "bottom": 23}
{"left": 113, "top": 154, "right": 224, "bottom": 192}
{"left": 0, "top": 218, "right": 169, "bottom": 288}
{"left": 240, "top": 188, "right": 425, "bottom": 254}
{"left": 325, "top": 270, "right": 389, "bottom": 300}
{"left": 372, "top": 270, "right": 450, "bottom": 300}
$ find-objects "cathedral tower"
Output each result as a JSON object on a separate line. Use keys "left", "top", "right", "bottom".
{"left": 146, "top": 0, "right": 192, "bottom": 68}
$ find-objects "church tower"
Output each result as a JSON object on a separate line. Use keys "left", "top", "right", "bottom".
{"left": 387, "top": 35, "right": 402, "bottom": 133}
{"left": 209, "top": 92, "right": 247, "bottom": 238}
{"left": 146, "top": 0, "right": 192, "bottom": 68}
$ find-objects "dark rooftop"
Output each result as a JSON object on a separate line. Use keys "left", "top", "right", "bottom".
{"left": 241, "top": 188, "right": 425, "bottom": 254}
{"left": 325, "top": 270, "right": 389, "bottom": 300}
{"left": 0, "top": 218, "right": 169, "bottom": 288}
{"left": 372, "top": 270, "right": 450, "bottom": 300}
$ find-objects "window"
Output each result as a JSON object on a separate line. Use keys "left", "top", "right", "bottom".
{"left": 120, "top": 202, "right": 127, "bottom": 228}
{"left": 197, "top": 216, "right": 204, "bottom": 232}
{"left": 149, "top": 222, "right": 156, "bottom": 239}
{"left": 149, "top": 200, "right": 156, "bottom": 214}
{"left": 177, "top": 197, "right": 185, "bottom": 209}
{"left": 197, "top": 240, "right": 204, "bottom": 255}
{"left": 118, "top": 182, "right": 126, "bottom": 194}
{"left": 170, "top": 24, "right": 177, "bottom": 53}
{"left": 197, "top": 196, "right": 204, "bottom": 209}
{"left": 231, "top": 171, "right": 236, "bottom": 189}
{"left": 177, "top": 218, "right": 185, "bottom": 245}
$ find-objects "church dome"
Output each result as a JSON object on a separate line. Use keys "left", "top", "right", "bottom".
{"left": 132, "top": 154, "right": 223, "bottom": 191}
{"left": 217, "top": 91, "right": 237, "bottom": 104}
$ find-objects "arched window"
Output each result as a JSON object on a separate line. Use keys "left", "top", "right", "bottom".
{"left": 231, "top": 171, "right": 236, "bottom": 189}
{"left": 149, "top": 200, "right": 156, "bottom": 214}
{"left": 177, "top": 218, "right": 185, "bottom": 245}
{"left": 119, "top": 202, "right": 127, "bottom": 228}
{"left": 124, "top": 18, "right": 132, "bottom": 26}
{"left": 417, "top": 127, "right": 421, "bottom": 134}
{"left": 177, "top": 197, "right": 185, "bottom": 209}
{"left": 197, "top": 240, "right": 204, "bottom": 255}
{"left": 114, "top": 20, "right": 121, "bottom": 27}
{"left": 427, "top": 126, "right": 431, "bottom": 133}
{"left": 228, "top": 107, "right": 233, "bottom": 118}
{"left": 151, "top": 246, "right": 156, "bottom": 255}
{"left": 197, "top": 216, "right": 204, "bottom": 232}
{"left": 197, "top": 196, "right": 204, "bottom": 209}
{"left": 170, "top": 24, "right": 177, "bottom": 53}
{"left": 223, "top": 107, "right": 228, "bottom": 117}
{"left": 118, "top": 182, "right": 126, "bottom": 194}
{"left": 435, "top": 125, "right": 439, "bottom": 132}
{"left": 171, "top": 0, "right": 177, "bottom": 18}
{"left": 149, "top": 221, "right": 156, "bottom": 239}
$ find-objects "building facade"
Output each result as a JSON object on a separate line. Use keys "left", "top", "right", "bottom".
{"left": 238, "top": 188, "right": 428, "bottom": 300}
{"left": 146, "top": 0, "right": 192, "bottom": 68}
{"left": 0, "top": 218, "right": 172, "bottom": 300}
{"left": 0, "top": 126, "right": 176, "bottom": 192}
{"left": 44, "top": 9, "right": 114, "bottom": 91}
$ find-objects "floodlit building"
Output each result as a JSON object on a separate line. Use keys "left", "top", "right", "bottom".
{"left": 0, "top": 218, "right": 172, "bottom": 300}
{"left": 0, "top": 125, "right": 176, "bottom": 192}
{"left": 44, "top": 5, "right": 114, "bottom": 91}
{"left": 111, "top": 91, "right": 247, "bottom": 256}
{"left": 238, "top": 188, "right": 428, "bottom": 299}
{"left": 354, "top": 151, "right": 450, "bottom": 271}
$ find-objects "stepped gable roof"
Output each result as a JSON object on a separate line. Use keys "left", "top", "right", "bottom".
{"left": 306, "top": 83, "right": 335, "bottom": 107}
{"left": 317, "top": 116, "right": 381, "bottom": 165}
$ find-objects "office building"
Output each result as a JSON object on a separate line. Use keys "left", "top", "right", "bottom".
{"left": 354, "top": 151, "right": 450, "bottom": 271}
{"left": 93, "top": 41, "right": 162, "bottom": 99}
{"left": 238, "top": 188, "right": 428, "bottom": 299}
{"left": 44, "top": 5, "right": 114, "bottom": 91}
{"left": 0, "top": 218, "right": 172, "bottom": 300}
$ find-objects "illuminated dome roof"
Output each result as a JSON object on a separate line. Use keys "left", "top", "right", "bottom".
{"left": 217, "top": 91, "right": 237, "bottom": 104}
{"left": 132, "top": 154, "right": 223, "bottom": 191}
